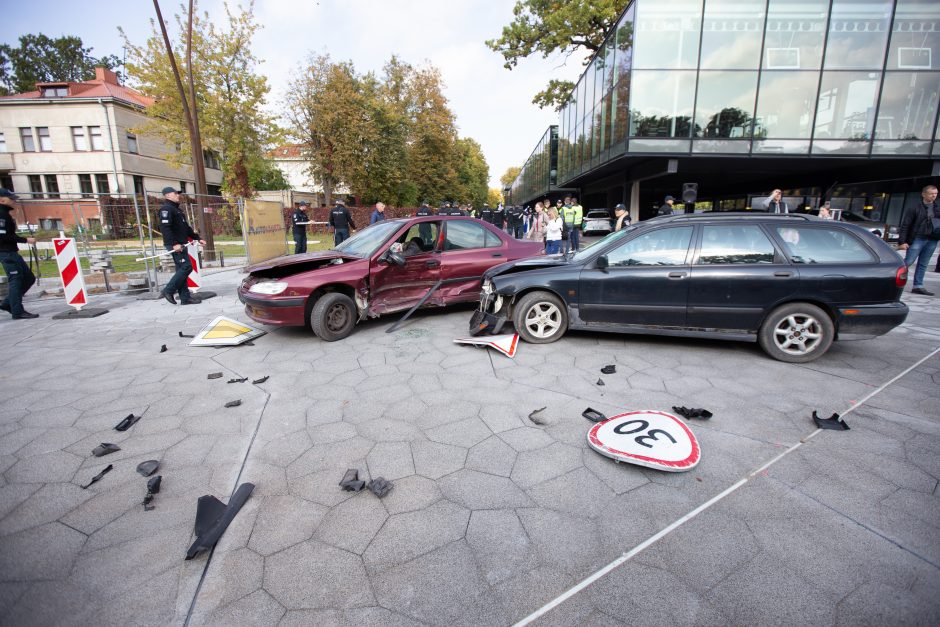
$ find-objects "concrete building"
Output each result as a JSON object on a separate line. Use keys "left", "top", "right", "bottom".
{"left": 509, "top": 0, "right": 940, "bottom": 225}
{"left": 267, "top": 144, "right": 350, "bottom": 208}
{"left": 0, "top": 67, "right": 222, "bottom": 230}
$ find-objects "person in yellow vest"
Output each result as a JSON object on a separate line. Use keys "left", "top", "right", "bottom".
{"left": 560, "top": 196, "right": 577, "bottom": 254}
{"left": 570, "top": 196, "right": 584, "bottom": 251}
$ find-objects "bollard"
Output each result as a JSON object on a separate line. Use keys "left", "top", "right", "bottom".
{"left": 51, "top": 238, "right": 108, "bottom": 319}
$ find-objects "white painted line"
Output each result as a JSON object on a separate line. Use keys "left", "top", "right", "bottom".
{"left": 513, "top": 345, "right": 940, "bottom": 627}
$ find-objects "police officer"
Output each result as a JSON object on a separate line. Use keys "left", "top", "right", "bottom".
{"left": 0, "top": 189, "right": 39, "bottom": 319}
{"left": 569, "top": 196, "right": 584, "bottom": 251}
{"left": 560, "top": 197, "right": 577, "bottom": 254}
{"left": 329, "top": 198, "right": 356, "bottom": 245}
{"left": 439, "top": 201, "right": 464, "bottom": 216}
{"left": 415, "top": 201, "right": 435, "bottom": 246}
{"left": 492, "top": 203, "right": 506, "bottom": 230}
{"left": 613, "top": 203, "right": 630, "bottom": 231}
{"left": 292, "top": 201, "right": 310, "bottom": 254}
{"left": 480, "top": 203, "right": 493, "bottom": 223}
{"left": 415, "top": 201, "right": 435, "bottom": 218}
{"left": 158, "top": 186, "right": 205, "bottom": 305}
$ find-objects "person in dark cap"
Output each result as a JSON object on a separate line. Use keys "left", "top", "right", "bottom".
{"left": 613, "top": 203, "right": 630, "bottom": 231}
{"left": 157, "top": 186, "right": 205, "bottom": 305}
{"left": 0, "top": 189, "right": 39, "bottom": 319}
{"left": 658, "top": 195, "right": 677, "bottom": 216}
{"left": 438, "top": 201, "right": 464, "bottom": 216}
{"left": 328, "top": 197, "right": 355, "bottom": 245}
{"left": 292, "top": 201, "right": 310, "bottom": 254}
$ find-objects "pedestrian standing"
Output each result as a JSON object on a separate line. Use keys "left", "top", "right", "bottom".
{"left": 545, "top": 207, "right": 563, "bottom": 254}
{"left": 157, "top": 187, "right": 205, "bottom": 306}
{"left": 507, "top": 205, "right": 525, "bottom": 238}
{"left": 292, "top": 201, "right": 310, "bottom": 254}
{"left": 898, "top": 184, "right": 939, "bottom": 296}
{"left": 480, "top": 203, "right": 493, "bottom": 223}
{"left": 762, "top": 189, "right": 790, "bottom": 214}
{"left": 560, "top": 197, "right": 576, "bottom": 254}
{"left": 370, "top": 202, "right": 386, "bottom": 224}
{"left": 658, "top": 195, "right": 678, "bottom": 216}
{"left": 0, "top": 189, "right": 39, "bottom": 319}
{"left": 329, "top": 198, "right": 356, "bottom": 245}
{"left": 613, "top": 203, "right": 631, "bottom": 231}
{"left": 570, "top": 196, "right": 584, "bottom": 251}
{"left": 527, "top": 202, "right": 546, "bottom": 246}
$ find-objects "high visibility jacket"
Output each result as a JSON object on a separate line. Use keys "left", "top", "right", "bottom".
{"left": 572, "top": 204, "right": 583, "bottom": 226}
{"left": 561, "top": 205, "right": 577, "bottom": 226}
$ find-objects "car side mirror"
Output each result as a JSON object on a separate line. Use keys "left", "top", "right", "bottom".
{"left": 387, "top": 251, "right": 406, "bottom": 266}
{"left": 596, "top": 255, "right": 609, "bottom": 273}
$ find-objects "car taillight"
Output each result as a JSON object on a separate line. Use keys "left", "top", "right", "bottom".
{"left": 896, "top": 265, "right": 908, "bottom": 287}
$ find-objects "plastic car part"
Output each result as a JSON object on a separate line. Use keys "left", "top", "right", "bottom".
{"left": 143, "top": 475, "right": 162, "bottom": 511}
{"left": 81, "top": 464, "right": 113, "bottom": 489}
{"left": 367, "top": 477, "right": 394, "bottom": 498}
{"left": 185, "top": 482, "right": 255, "bottom": 560}
{"left": 339, "top": 468, "right": 366, "bottom": 492}
{"left": 92, "top": 443, "right": 121, "bottom": 457}
{"left": 207, "top": 372, "right": 223, "bottom": 379}
{"left": 813, "top": 411, "right": 850, "bottom": 431}
{"left": 251, "top": 376, "right": 269, "bottom": 384}
{"left": 178, "top": 331, "right": 195, "bottom": 338}
{"left": 582, "top": 408, "right": 607, "bottom": 423}
{"left": 601, "top": 365, "right": 617, "bottom": 374}
{"left": 227, "top": 378, "right": 248, "bottom": 383}
{"left": 114, "top": 413, "right": 141, "bottom": 431}
{"left": 672, "top": 406, "right": 713, "bottom": 420}
{"left": 528, "top": 407, "right": 548, "bottom": 425}
{"left": 137, "top": 460, "right": 160, "bottom": 477}
{"left": 224, "top": 400, "right": 242, "bottom": 408}
{"left": 596, "top": 378, "right": 605, "bottom": 386}
{"left": 160, "top": 344, "right": 167, "bottom": 353}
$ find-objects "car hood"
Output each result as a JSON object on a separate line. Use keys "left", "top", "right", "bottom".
{"left": 245, "top": 250, "right": 361, "bottom": 273}
{"left": 484, "top": 255, "right": 572, "bottom": 280}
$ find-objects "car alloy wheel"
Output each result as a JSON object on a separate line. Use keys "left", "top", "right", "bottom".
{"left": 758, "top": 303, "right": 834, "bottom": 363}
{"left": 513, "top": 291, "right": 567, "bottom": 344}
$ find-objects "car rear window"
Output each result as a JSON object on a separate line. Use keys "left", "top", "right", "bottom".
{"left": 444, "top": 219, "right": 499, "bottom": 250}
{"left": 697, "top": 225, "right": 776, "bottom": 264}
{"left": 774, "top": 226, "right": 875, "bottom": 264}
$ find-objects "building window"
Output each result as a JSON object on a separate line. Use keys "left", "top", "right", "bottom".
{"left": 754, "top": 71, "right": 820, "bottom": 139}
{"left": 0, "top": 132, "right": 6, "bottom": 153}
{"left": 127, "top": 133, "right": 138, "bottom": 154}
{"left": 699, "top": 0, "right": 766, "bottom": 70}
{"left": 41, "top": 86, "right": 68, "bottom": 97}
{"left": 203, "top": 149, "right": 220, "bottom": 169}
{"left": 95, "top": 174, "right": 110, "bottom": 195}
{"left": 28, "top": 175, "right": 43, "bottom": 196}
{"left": 694, "top": 71, "right": 758, "bottom": 139}
{"left": 629, "top": 70, "right": 697, "bottom": 138}
{"left": 44, "top": 175, "right": 59, "bottom": 199}
{"left": 0, "top": 175, "right": 12, "bottom": 191}
{"left": 633, "top": 0, "right": 703, "bottom": 70}
{"left": 20, "top": 128, "right": 35, "bottom": 152}
{"left": 179, "top": 181, "right": 187, "bottom": 194}
{"left": 78, "top": 174, "right": 94, "bottom": 198}
{"left": 37, "top": 127, "right": 52, "bottom": 152}
{"left": 824, "top": 0, "right": 893, "bottom": 71}
{"left": 133, "top": 175, "right": 145, "bottom": 196}
{"left": 72, "top": 127, "right": 87, "bottom": 151}
{"left": 89, "top": 126, "right": 104, "bottom": 151}
{"left": 888, "top": 0, "right": 940, "bottom": 71}
{"left": 41, "top": 218, "right": 64, "bottom": 231}
{"left": 764, "top": 0, "right": 828, "bottom": 70}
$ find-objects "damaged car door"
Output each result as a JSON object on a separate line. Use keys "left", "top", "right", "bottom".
{"left": 368, "top": 221, "right": 443, "bottom": 314}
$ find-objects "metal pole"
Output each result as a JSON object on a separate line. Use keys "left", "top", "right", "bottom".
{"left": 69, "top": 199, "right": 91, "bottom": 258}
{"left": 130, "top": 193, "right": 154, "bottom": 292}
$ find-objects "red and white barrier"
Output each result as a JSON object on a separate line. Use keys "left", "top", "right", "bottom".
{"left": 52, "top": 238, "right": 88, "bottom": 310}
{"left": 185, "top": 242, "right": 202, "bottom": 292}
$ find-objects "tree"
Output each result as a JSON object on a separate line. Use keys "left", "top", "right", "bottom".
{"left": 121, "top": 1, "right": 281, "bottom": 197}
{"left": 487, "top": 188, "right": 504, "bottom": 207}
{"left": 486, "top": 0, "right": 622, "bottom": 109}
{"left": 0, "top": 34, "right": 121, "bottom": 95}
{"left": 500, "top": 166, "right": 522, "bottom": 188}
{"left": 247, "top": 159, "right": 289, "bottom": 191}
{"left": 453, "top": 138, "right": 489, "bottom": 208}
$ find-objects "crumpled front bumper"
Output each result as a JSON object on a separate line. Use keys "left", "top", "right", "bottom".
{"left": 468, "top": 291, "right": 509, "bottom": 336}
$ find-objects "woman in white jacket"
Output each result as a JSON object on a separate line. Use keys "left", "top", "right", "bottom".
{"left": 544, "top": 207, "right": 563, "bottom": 254}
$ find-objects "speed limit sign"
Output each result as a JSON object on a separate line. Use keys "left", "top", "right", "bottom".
{"left": 587, "top": 410, "right": 700, "bottom": 472}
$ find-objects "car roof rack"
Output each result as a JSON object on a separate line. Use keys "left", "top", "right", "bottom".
{"left": 658, "top": 212, "right": 814, "bottom": 222}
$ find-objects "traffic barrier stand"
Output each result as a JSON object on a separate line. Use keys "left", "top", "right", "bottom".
{"left": 50, "top": 237, "right": 108, "bottom": 319}
{"left": 186, "top": 242, "right": 217, "bottom": 300}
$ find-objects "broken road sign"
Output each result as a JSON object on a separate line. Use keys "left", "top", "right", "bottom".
{"left": 453, "top": 333, "right": 519, "bottom": 358}
{"left": 189, "top": 316, "right": 267, "bottom": 347}
{"left": 587, "top": 410, "right": 700, "bottom": 472}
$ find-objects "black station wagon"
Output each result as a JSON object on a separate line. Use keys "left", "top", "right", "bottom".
{"left": 470, "top": 213, "right": 909, "bottom": 363}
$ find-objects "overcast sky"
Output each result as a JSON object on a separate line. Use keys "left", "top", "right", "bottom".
{"left": 4, "top": 0, "right": 588, "bottom": 191}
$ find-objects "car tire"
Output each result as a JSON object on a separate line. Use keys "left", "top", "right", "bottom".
{"left": 311, "top": 292, "right": 356, "bottom": 342}
{"left": 758, "top": 303, "right": 834, "bottom": 363}
{"left": 513, "top": 291, "right": 567, "bottom": 344}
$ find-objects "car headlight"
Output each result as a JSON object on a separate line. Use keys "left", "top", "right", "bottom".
{"left": 249, "top": 281, "right": 288, "bottom": 295}
{"left": 482, "top": 280, "right": 493, "bottom": 295}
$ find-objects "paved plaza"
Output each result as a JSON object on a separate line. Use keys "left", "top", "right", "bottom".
{"left": 0, "top": 265, "right": 938, "bottom": 626}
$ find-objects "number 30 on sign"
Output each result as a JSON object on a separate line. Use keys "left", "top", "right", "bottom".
{"left": 587, "top": 410, "right": 700, "bottom": 472}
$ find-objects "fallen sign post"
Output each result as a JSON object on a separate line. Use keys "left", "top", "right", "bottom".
{"left": 189, "top": 315, "right": 267, "bottom": 347}
{"left": 587, "top": 410, "right": 701, "bottom": 472}
{"left": 50, "top": 237, "right": 108, "bottom": 319}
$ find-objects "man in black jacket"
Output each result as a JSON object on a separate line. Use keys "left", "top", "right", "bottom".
{"left": 292, "top": 201, "right": 310, "bottom": 254}
{"left": 0, "top": 189, "right": 38, "bottom": 319}
{"left": 898, "top": 184, "right": 939, "bottom": 295}
{"left": 158, "top": 187, "right": 205, "bottom": 305}
{"left": 329, "top": 198, "right": 356, "bottom": 245}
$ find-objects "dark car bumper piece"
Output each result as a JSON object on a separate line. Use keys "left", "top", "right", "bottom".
{"left": 836, "top": 302, "right": 908, "bottom": 339}
{"left": 469, "top": 308, "right": 508, "bottom": 336}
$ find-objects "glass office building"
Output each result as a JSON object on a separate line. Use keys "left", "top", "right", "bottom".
{"left": 510, "top": 0, "right": 940, "bottom": 221}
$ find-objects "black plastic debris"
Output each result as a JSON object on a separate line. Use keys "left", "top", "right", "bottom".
{"left": 160, "top": 344, "right": 167, "bottom": 353}
{"left": 601, "top": 365, "right": 617, "bottom": 374}
{"left": 227, "top": 378, "right": 248, "bottom": 384}
{"left": 673, "top": 406, "right": 713, "bottom": 420}
{"left": 251, "top": 376, "right": 269, "bottom": 384}
{"left": 114, "top": 413, "right": 141, "bottom": 431}
{"left": 207, "top": 372, "right": 223, "bottom": 379}
{"left": 81, "top": 464, "right": 113, "bottom": 489}
{"left": 224, "top": 400, "right": 241, "bottom": 408}
{"left": 813, "top": 411, "right": 850, "bottom": 431}
{"left": 596, "top": 378, "right": 605, "bottom": 386}
{"left": 185, "top": 482, "right": 255, "bottom": 560}
{"left": 137, "top": 460, "right": 160, "bottom": 477}
{"left": 339, "top": 468, "right": 366, "bottom": 492}
{"left": 92, "top": 443, "right": 121, "bottom": 457}
{"left": 368, "top": 477, "right": 394, "bottom": 498}
{"left": 179, "top": 331, "right": 195, "bottom": 338}
{"left": 582, "top": 407, "right": 607, "bottom": 423}
{"left": 143, "top": 475, "right": 162, "bottom": 511}
{"left": 528, "top": 407, "right": 548, "bottom": 425}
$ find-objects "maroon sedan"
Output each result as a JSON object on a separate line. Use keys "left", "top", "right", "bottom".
{"left": 238, "top": 216, "right": 543, "bottom": 340}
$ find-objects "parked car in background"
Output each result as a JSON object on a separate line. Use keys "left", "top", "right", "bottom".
{"left": 470, "top": 213, "right": 908, "bottom": 363}
{"left": 239, "top": 216, "right": 543, "bottom": 341}
{"left": 807, "top": 208, "right": 899, "bottom": 243}
{"left": 581, "top": 209, "right": 613, "bottom": 236}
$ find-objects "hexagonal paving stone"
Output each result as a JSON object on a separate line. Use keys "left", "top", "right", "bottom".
{"left": 247, "top": 495, "right": 328, "bottom": 556}
{"left": 264, "top": 540, "right": 375, "bottom": 610}
{"left": 363, "top": 500, "right": 470, "bottom": 572}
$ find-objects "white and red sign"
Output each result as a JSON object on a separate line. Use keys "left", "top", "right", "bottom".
{"left": 52, "top": 238, "right": 88, "bottom": 310}
{"left": 185, "top": 242, "right": 202, "bottom": 292}
{"left": 587, "top": 410, "right": 700, "bottom": 472}
{"left": 453, "top": 333, "right": 519, "bottom": 358}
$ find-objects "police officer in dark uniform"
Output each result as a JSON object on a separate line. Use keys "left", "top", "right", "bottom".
{"left": 415, "top": 201, "right": 435, "bottom": 246}
{"left": 292, "top": 201, "right": 310, "bottom": 254}
{"left": 480, "top": 203, "right": 493, "bottom": 223}
{"left": 507, "top": 205, "right": 525, "bottom": 238}
{"left": 438, "top": 201, "right": 464, "bottom": 216}
{"left": 158, "top": 186, "right": 205, "bottom": 305}
{"left": 492, "top": 203, "right": 506, "bottom": 230}
{"left": 0, "top": 189, "right": 39, "bottom": 319}
{"left": 328, "top": 198, "right": 356, "bottom": 245}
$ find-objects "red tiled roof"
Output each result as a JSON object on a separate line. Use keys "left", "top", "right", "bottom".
{"left": 0, "top": 72, "right": 154, "bottom": 108}
{"left": 268, "top": 144, "right": 309, "bottom": 158}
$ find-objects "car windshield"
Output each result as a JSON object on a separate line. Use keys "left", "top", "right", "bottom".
{"left": 569, "top": 225, "right": 636, "bottom": 262}
{"left": 586, "top": 210, "right": 609, "bottom": 219}
{"left": 333, "top": 220, "right": 402, "bottom": 256}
